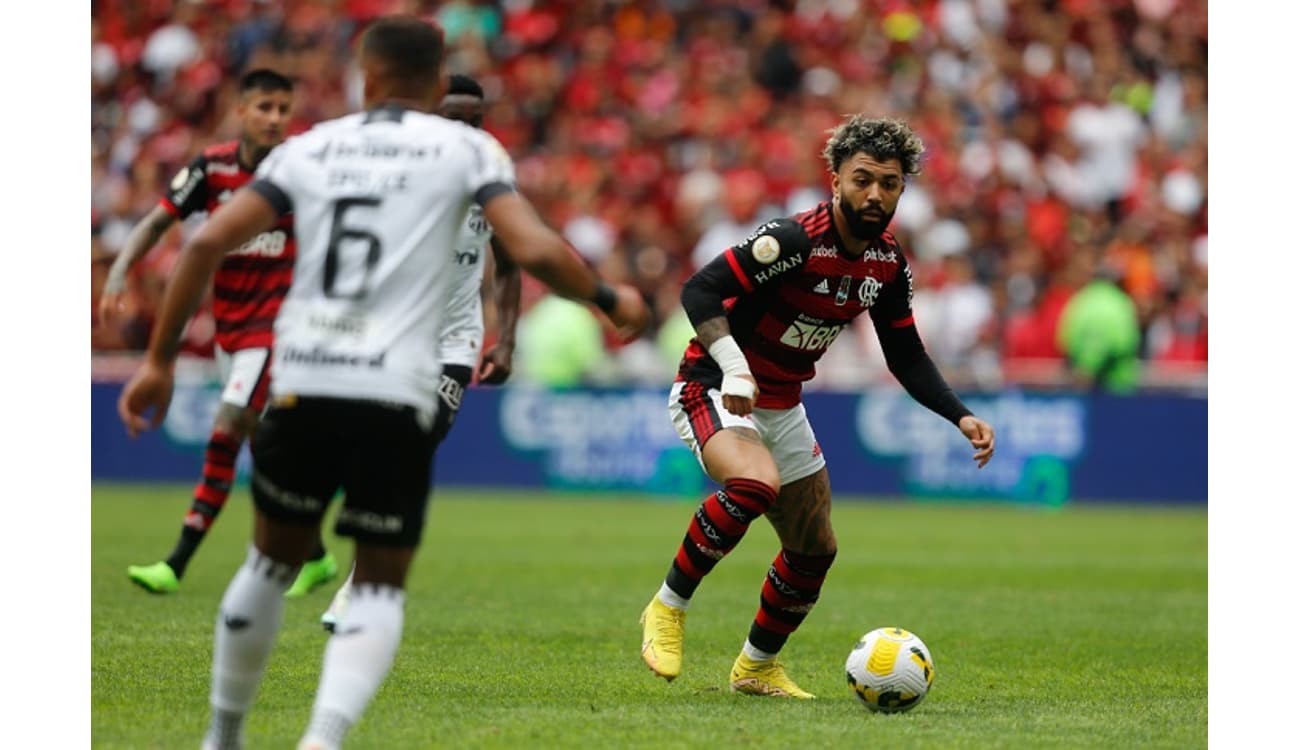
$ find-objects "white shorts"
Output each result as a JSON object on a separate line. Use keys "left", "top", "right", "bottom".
{"left": 215, "top": 346, "right": 273, "bottom": 411}
{"left": 668, "top": 380, "right": 826, "bottom": 486}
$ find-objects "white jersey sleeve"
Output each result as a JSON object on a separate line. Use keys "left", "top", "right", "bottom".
{"left": 461, "top": 129, "right": 516, "bottom": 201}
{"left": 251, "top": 109, "right": 518, "bottom": 414}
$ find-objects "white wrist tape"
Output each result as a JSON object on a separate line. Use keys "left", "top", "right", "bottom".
{"left": 720, "top": 374, "right": 757, "bottom": 401}
{"left": 708, "top": 336, "right": 756, "bottom": 400}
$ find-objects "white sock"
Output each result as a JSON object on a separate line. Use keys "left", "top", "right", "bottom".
{"left": 206, "top": 546, "right": 298, "bottom": 749}
{"left": 657, "top": 582, "right": 690, "bottom": 610}
{"left": 742, "top": 639, "right": 778, "bottom": 662}
{"left": 324, "top": 568, "right": 356, "bottom": 619}
{"left": 299, "top": 583, "right": 406, "bottom": 749}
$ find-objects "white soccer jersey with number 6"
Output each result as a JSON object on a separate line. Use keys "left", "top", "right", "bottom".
{"left": 253, "top": 106, "right": 515, "bottom": 413}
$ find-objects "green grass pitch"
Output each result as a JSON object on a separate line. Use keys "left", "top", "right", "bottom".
{"left": 92, "top": 483, "right": 1206, "bottom": 749}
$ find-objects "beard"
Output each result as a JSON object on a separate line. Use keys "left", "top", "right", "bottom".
{"left": 837, "top": 196, "right": 894, "bottom": 240}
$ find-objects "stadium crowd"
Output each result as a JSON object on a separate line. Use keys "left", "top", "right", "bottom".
{"left": 91, "top": 0, "right": 1208, "bottom": 390}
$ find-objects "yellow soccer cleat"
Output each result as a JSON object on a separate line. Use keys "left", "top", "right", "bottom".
{"left": 640, "top": 597, "right": 687, "bottom": 681}
{"left": 730, "top": 653, "right": 816, "bottom": 699}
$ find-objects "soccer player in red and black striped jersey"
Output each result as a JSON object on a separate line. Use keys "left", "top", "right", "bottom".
{"left": 102, "top": 69, "right": 337, "bottom": 596}
{"left": 640, "top": 115, "right": 997, "bottom": 698}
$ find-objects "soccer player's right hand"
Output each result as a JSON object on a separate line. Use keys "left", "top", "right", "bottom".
{"left": 605, "top": 284, "right": 652, "bottom": 340}
{"left": 720, "top": 374, "right": 758, "bottom": 417}
{"left": 118, "top": 360, "right": 176, "bottom": 438}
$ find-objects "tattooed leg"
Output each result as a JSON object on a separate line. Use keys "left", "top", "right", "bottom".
{"left": 740, "top": 467, "right": 838, "bottom": 658}
{"left": 765, "top": 467, "right": 836, "bottom": 556}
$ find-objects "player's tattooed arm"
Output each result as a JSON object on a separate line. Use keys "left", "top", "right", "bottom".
{"left": 693, "top": 316, "right": 731, "bottom": 349}
{"left": 681, "top": 245, "right": 766, "bottom": 412}
{"left": 103, "top": 206, "right": 177, "bottom": 296}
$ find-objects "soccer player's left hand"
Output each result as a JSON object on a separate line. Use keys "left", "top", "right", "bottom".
{"left": 958, "top": 415, "right": 995, "bottom": 468}
{"left": 118, "top": 360, "right": 176, "bottom": 438}
{"left": 477, "top": 344, "right": 514, "bottom": 385}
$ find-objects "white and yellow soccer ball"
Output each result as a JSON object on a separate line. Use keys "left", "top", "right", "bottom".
{"left": 845, "top": 627, "right": 935, "bottom": 713}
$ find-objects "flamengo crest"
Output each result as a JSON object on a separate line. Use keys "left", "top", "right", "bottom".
{"left": 858, "top": 276, "right": 882, "bottom": 307}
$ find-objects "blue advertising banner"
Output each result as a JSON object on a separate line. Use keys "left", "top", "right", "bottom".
{"left": 91, "top": 380, "right": 1207, "bottom": 504}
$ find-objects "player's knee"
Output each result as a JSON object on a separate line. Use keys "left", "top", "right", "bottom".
{"left": 736, "top": 467, "right": 781, "bottom": 496}
{"left": 760, "top": 471, "right": 782, "bottom": 496}
{"left": 353, "top": 545, "right": 416, "bottom": 589}
{"left": 719, "top": 460, "right": 780, "bottom": 496}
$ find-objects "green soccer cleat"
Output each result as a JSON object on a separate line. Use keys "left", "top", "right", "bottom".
{"left": 285, "top": 552, "right": 339, "bottom": 599}
{"left": 127, "top": 561, "right": 180, "bottom": 594}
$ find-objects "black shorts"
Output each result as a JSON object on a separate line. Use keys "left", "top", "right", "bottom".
{"left": 250, "top": 396, "right": 438, "bottom": 547}
{"left": 433, "top": 364, "right": 472, "bottom": 446}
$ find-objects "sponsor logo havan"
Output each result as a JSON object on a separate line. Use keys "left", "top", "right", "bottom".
{"left": 754, "top": 253, "right": 802, "bottom": 283}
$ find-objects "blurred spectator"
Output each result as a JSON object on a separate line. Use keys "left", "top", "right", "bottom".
{"left": 913, "top": 253, "right": 996, "bottom": 380}
{"left": 689, "top": 167, "right": 783, "bottom": 271}
{"left": 515, "top": 295, "right": 610, "bottom": 387}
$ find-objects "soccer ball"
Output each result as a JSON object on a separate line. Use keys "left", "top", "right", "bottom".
{"left": 845, "top": 627, "right": 935, "bottom": 713}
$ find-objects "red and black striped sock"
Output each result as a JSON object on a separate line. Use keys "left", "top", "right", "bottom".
{"left": 746, "top": 548, "right": 837, "bottom": 655}
{"left": 166, "top": 430, "right": 242, "bottom": 578}
{"left": 664, "top": 478, "right": 777, "bottom": 599}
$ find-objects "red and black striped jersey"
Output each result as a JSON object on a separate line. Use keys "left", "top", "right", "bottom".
{"left": 677, "top": 200, "right": 914, "bottom": 408}
{"left": 160, "top": 140, "right": 295, "bottom": 351}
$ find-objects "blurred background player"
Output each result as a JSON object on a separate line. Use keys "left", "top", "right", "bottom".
{"left": 117, "top": 15, "right": 649, "bottom": 750}
{"left": 639, "top": 115, "right": 995, "bottom": 698}
{"left": 102, "top": 68, "right": 339, "bottom": 597}
{"left": 319, "top": 72, "right": 523, "bottom": 632}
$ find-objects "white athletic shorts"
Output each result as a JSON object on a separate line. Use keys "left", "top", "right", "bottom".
{"left": 668, "top": 380, "right": 826, "bottom": 486}
{"left": 214, "top": 346, "right": 273, "bottom": 411}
